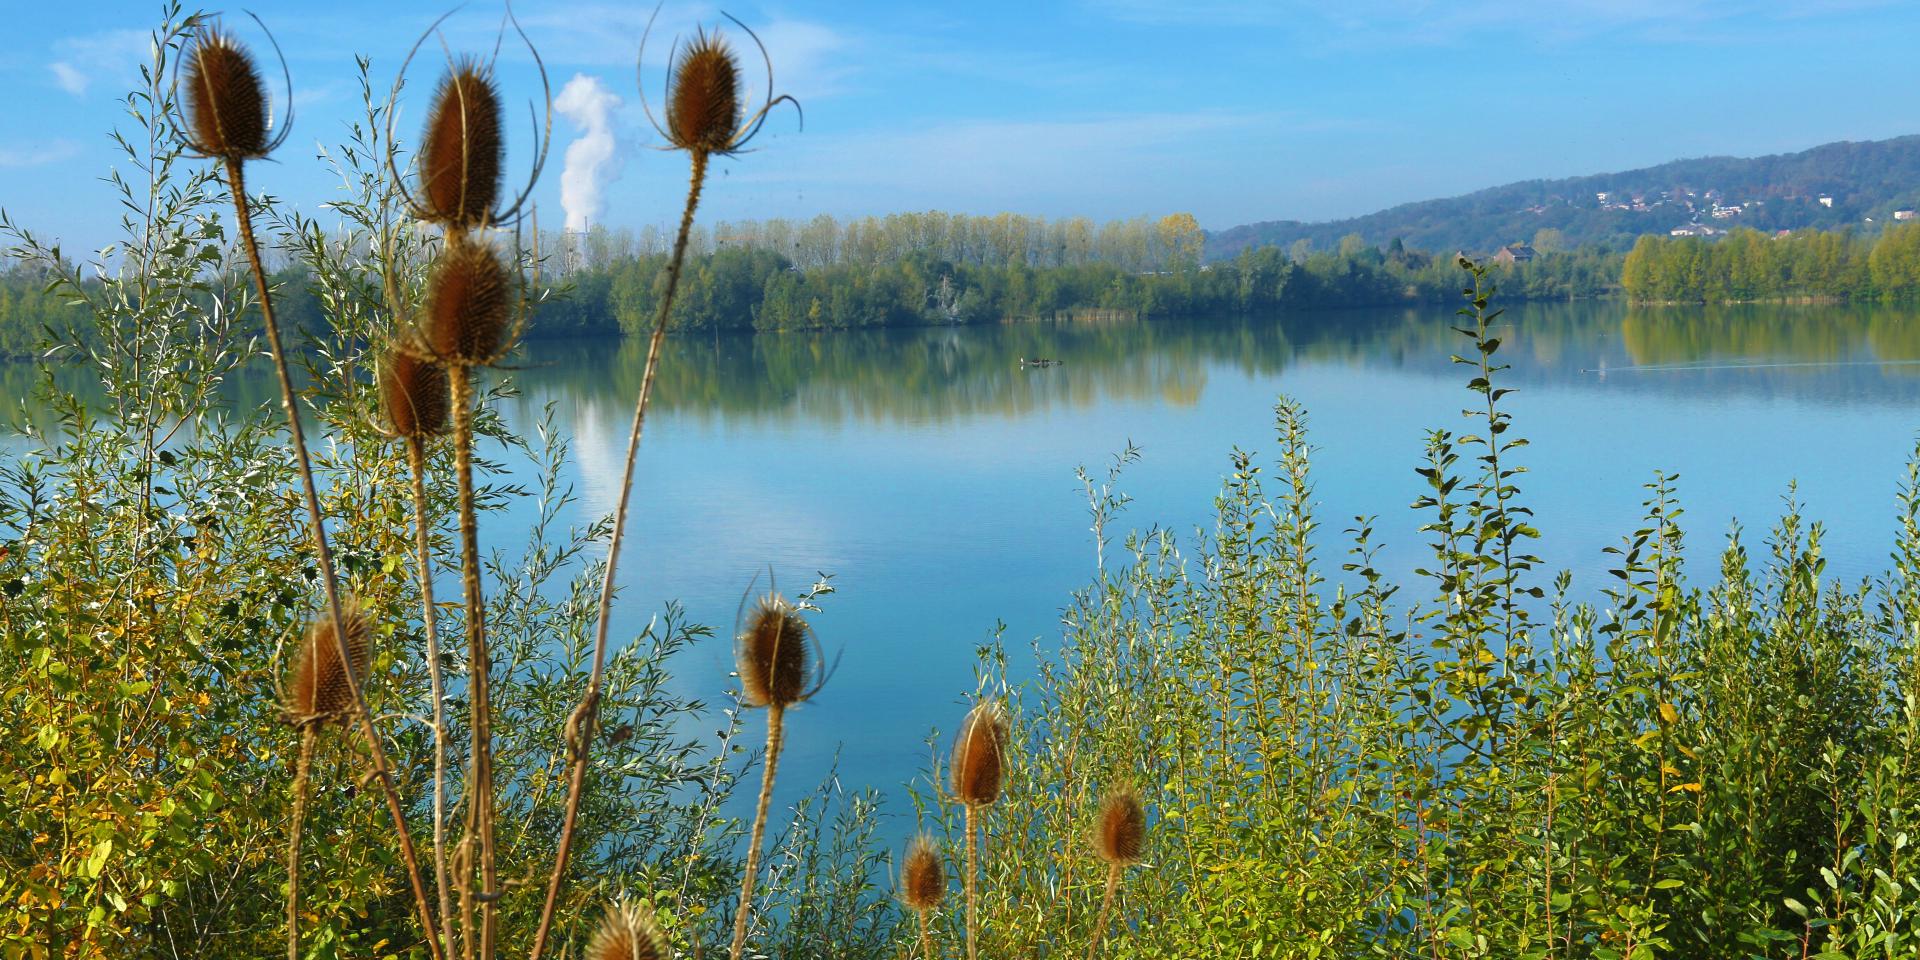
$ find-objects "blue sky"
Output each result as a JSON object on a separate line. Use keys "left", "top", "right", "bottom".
{"left": 4, "top": 0, "right": 1920, "bottom": 251}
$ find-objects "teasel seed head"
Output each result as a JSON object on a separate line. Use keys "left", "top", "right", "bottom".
{"left": 184, "top": 28, "right": 272, "bottom": 160}
{"left": 285, "top": 602, "right": 371, "bottom": 724}
{"left": 900, "top": 834, "right": 944, "bottom": 913}
{"left": 737, "top": 592, "right": 817, "bottom": 709}
{"left": 666, "top": 31, "right": 743, "bottom": 155}
{"left": 951, "top": 699, "right": 1009, "bottom": 807}
{"left": 1093, "top": 785, "right": 1146, "bottom": 867}
{"left": 586, "top": 899, "right": 671, "bottom": 960}
{"left": 380, "top": 345, "right": 450, "bottom": 438}
{"left": 425, "top": 236, "right": 513, "bottom": 366}
{"left": 420, "top": 61, "right": 505, "bottom": 230}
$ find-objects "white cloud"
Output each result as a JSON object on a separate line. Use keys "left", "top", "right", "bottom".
{"left": 46, "top": 28, "right": 153, "bottom": 101}
{"left": 0, "top": 140, "right": 82, "bottom": 168}
{"left": 49, "top": 62, "right": 88, "bottom": 96}
{"left": 553, "top": 74, "right": 625, "bottom": 232}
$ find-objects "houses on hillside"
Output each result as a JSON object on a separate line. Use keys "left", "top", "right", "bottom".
{"left": 1491, "top": 243, "right": 1536, "bottom": 265}
{"left": 1670, "top": 223, "right": 1723, "bottom": 238}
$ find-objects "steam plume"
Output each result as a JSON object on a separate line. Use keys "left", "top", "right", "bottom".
{"left": 554, "top": 73, "right": 623, "bottom": 232}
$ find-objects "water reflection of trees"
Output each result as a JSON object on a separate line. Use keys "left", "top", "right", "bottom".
{"left": 510, "top": 317, "right": 1299, "bottom": 425}
{"left": 15, "top": 302, "right": 1920, "bottom": 436}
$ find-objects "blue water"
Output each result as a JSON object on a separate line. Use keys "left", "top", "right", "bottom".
{"left": 12, "top": 300, "right": 1920, "bottom": 831}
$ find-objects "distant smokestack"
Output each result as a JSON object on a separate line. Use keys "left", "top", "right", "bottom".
{"left": 554, "top": 74, "right": 623, "bottom": 233}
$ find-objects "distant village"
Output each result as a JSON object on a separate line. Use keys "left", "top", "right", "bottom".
{"left": 1517, "top": 187, "right": 1918, "bottom": 242}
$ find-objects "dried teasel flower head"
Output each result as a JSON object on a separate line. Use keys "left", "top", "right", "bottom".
{"left": 950, "top": 699, "right": 1009, "bottom": 807}
{"left": 666, "top": 29, "right": 742, "bottom": 155}
{"left": 586, "top": 898, "right": 671, "bottom": 960}
{"left": 419, "top": 60, "right": 505, "bottom": 231}
{"left": 380, "top": 344, "right": 450, "bottom": 438}
{"left": 1093, "top": 785, "right": 1146, "bottom": 867}
{"left": 900, "top": 833, "right": 944, "bottom": 913}
{"left": 640, "top": 12, "right": 800, "bottom": 157}
{"left": 424, "top": 235, "right": 513, "bottom": 367}
{"left": 182, "top": 25, "right": 277, "bottom": 160}
{"left": 284, "top": 602, "right": 372, "bottom": 724}
{"left": 736, "top": 591, "right": 821, "bottom": 709}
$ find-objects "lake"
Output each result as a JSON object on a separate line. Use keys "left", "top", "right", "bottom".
{"left": 11, "top": 300, "right": 1920, "bottom": 831}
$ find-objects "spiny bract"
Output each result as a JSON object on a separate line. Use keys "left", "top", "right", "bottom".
{"left": 737, "top": 592, "right": 814, "bottom": 708}
{"left": 184, "top": 28, "right": 270, "bottom": 159}
{"left": 380, "top": 346, "right": 450, "bottom": 438}
{"left": 586, "top": 899, "right": 670, "bottom": 960}
{"left": 425, "top": 237, "right": 512, "bottom": 366}
{"left": 666, "top": 31, "right": 743, "bottom": 154}
{"left": 420, "top": 62, "right": 504, "bottom": 230}
{"left": 286, "top": 603, "right": 371, "bottom": 723}
{"left": 951, "top": 699, "right": 1009, "bottom": 807}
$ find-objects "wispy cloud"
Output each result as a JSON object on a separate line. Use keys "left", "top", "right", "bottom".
{"left": 49, "top": 62, "right": 88, "bottom": 96}
{"left": 722, "top": 109, "right": 1298, "bottom": 218}
{"left": 0, "top": 140, "right": 82, "bottom": 168}
{"left": 1087, "top": 0, "right": 1902, "bottom": 41}
{"left": 46, "top": 28, "right": 152, "bottom": 100}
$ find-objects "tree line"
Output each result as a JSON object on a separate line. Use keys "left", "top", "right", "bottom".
{"left": 1, "top": 217, "right": 1625, "bottom": 357}
{"left": 533, "top": 219, "right": 1621, "bottom": 338}
{"left": 1623, "top": 223, "right": 1920, "bottom": 302}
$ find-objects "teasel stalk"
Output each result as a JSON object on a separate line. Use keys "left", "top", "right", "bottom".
{"left": 405, "top": 56, "right": 517, "bottom": 959}
{"left": 952, "top": 700, "right": 1009, "bottom": 960}
{"left": 900, "top": 834, "right": 946, "bottom": 960}
{"left": 729, "top": 592, "right": 824, "bottom": 960}
{"left": 529, "top": 17, "right": 797, "bottom": 960}
{"left": 379, "top": 343, "right": 455, "bottom": 956}
{"left": 281, "top": 604, "right": 371, "bottom": 960}
{"left": 427, "top": 233, "right": 513, "bottom": 960}
{"left": 386, "top": 19, "right": 549, "bottom": 951}
{"left": 180, "top": 23, "right": 444, "bottom": 960}
{"left": 1086, "top": 785, "right": 1146, "bottom": 960}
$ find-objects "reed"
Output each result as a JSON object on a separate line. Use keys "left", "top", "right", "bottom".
{"left": 530, "top": 15, "right": 797, "bottom": 960}
{"left": 181, "top": 22, "right": 443, "bottom": 960}
{"left": 951, "top": 699, "right": 1008, "bottom": 960}
{"left": 900, "top": 834, "right": 946, "bottom": 960}
{"left": 1085, "top": 786, "right": 1145, "bottom": 959}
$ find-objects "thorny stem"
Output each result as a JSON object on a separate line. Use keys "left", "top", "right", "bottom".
{"left": 286, "top": 726, "right": 317, "bottom": 960}
{"left": 1086, "top": 864, "right": 1121, "bottom": 960}
{"left": 406, "top": 435, "right": 456, "bottom": 959}
{"left": 448, "top": 363, "right": 498, "bottom": 960}
{"left": 917, "top": 908, "right": 934, "bottom": 960}
{"left": 529, "top": 148, "right": 710, "bottom": 960}
{"left": 965, "top": 804, "right": 981, "bottom": 960}
{"left": 224, "top": 159, "right": 444, "bottom": 960}
{"left": 730, "top": 704, "right": 785, "bottom": 960}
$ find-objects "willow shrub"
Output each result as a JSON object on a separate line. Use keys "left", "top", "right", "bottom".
{"left": 947, "top": 264, "right": 1920, "bottom": 959}
{"left": 0, "top": 8, "right": 873, "bottom": 957}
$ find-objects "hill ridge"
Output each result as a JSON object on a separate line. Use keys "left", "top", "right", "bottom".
{"left": 1205, "top": 134, "right": 1920, "bottom": 260}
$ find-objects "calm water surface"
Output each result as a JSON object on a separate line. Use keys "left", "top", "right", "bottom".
{"left": 11, "top": 301, "right": 1920, "bottom": 826}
